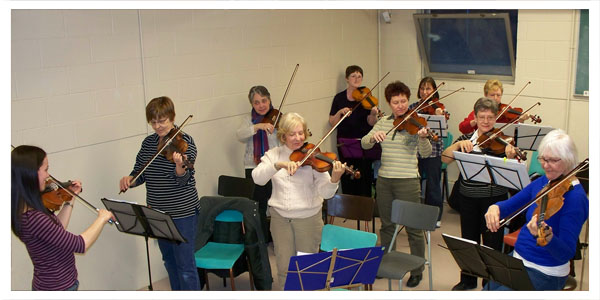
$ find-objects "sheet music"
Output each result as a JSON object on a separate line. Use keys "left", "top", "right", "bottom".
{"left": 453, "top": 151, "right": 530, "bottom": 190}
{"left": 419, "top": 114, "right": 447, "bottom": 138}
{"left": 495, "top": 123, "right": 554, "bottom": 151}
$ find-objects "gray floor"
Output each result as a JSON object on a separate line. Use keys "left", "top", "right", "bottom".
{"left": 144, "top": 202, "right": 590, "bottom": 292}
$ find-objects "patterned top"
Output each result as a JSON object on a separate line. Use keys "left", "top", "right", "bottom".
{"left": 130, "top": 132, "right": 200, "bottom": 219}
{"left": 408, "top": 101, "right": 444, "bottom": 158}
{"left": 19, "top": 210, "right": 85, "bottom": 290}
{"left": 454, "top": 132, "right": 509, "bottom": 197}
{"left": 361, "top": 115, "right": 432, "bottom": 179}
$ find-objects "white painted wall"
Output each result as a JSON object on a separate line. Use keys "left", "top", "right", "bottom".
{"left": 10, "top": 9, "right": 379, "bottom": 290}
{"left": 379, "top": 9, "right": 589, "bottom": 183}
{"left": 10, "top": 8, "right": 589, "bottom": 291}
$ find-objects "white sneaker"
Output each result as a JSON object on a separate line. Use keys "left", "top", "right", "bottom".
{"left": 436, "top": 221, "right": 441, "bottom": 228}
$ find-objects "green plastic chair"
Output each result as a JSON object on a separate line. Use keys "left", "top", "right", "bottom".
{"left": 320, "top": 224, "right": 378, "bottom": 252}
{"left": 194, "top": 209, "right": 253, "bottom": 290}
{"left": 529, "top": 150, "right": 546, "bottom": 177}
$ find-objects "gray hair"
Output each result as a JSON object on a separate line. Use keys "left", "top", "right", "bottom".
{"left": 248, "top": 85, "right": 271, "bottom": 104}
{"left": 473, "top": 97, "right": 499, "bottom": 115}
{"left": 537, "top": 129, "right": 578, "bottom": 170}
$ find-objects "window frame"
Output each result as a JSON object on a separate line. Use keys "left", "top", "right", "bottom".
{"left": 413, "top": 12, "right": 517, "bottom": 83}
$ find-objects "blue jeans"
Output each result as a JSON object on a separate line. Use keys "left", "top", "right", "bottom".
{"left": 484, "top": 264, "right": 568, "bottom": 290}
{"left": 157, "top": 212, "right": 200, "bottom": 290}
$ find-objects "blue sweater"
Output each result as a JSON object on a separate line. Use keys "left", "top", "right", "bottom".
{"left": 497, "top": 176, "right": 588, "bottom": 267}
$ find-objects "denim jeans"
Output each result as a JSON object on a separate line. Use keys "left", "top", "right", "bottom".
{"left": 157, "top": 212, "right": 200, "bottom": 290}
{"left": 484, "top": 258, "right": 568, "bottom": 290}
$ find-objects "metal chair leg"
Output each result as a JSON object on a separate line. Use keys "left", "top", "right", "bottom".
{"left": 204, "top": 269, "right": 210, "bottom": 290}
{"left": 229, "top": 268, "right": 236, "bottom": 290}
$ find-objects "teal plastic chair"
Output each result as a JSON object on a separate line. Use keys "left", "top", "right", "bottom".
{"left": 441, "top": 131, "right": 454, "bottom": 202}
{"left": 320, "top": 224, "right": 378, "bottom": 252}
{"left": 529, "top": 150, "right": 546, "bottom": 178}
{"left": 194, "top": 209, "right": 254, "bottom": 290}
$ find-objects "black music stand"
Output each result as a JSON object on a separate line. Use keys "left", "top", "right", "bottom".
{"left": 442, "top": 233, "right": 534, "bottom": 291}
{"left": 419, "top": 114, "right": 448, "bottom": 138}
{"left": 453, "top": 151, "right": 530, "bottom": 190}
{"left": 101, "top": 198, "right": 186, "bottom": 291}
{"left": 494, "top": 123, "right": 554, "bottom": 151}
{"left": 284, "top": 246, "right": 384, "bottom": 291}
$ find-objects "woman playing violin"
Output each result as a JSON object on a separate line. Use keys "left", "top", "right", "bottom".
{"left": 408, "top": 77, "right": 445, "bottom": 227}
{"left": 252, "top": 112, "right": 344, "bottom": 289}
{"left": 329, "top": 65, "right": 379, "bottom": 198}
{"left": 119, "top": 96, "right": 201, "bottom": 290}
{"left": 236, "top": 85, "right": 280, "bottom": 242}
{"left": 484, "top": 129, "right": 588, "bottom": 290}
{"left": 11, "top": 145, "right": 114, "bottom": 290}
{"left": 442, "top": 97, "right": 517, "bottom": 291}
{"left": 361, "top": 81, "right": 432, "bottom": 288}
{"left": 459, "top": 79, "right": 530, "bottom": 134}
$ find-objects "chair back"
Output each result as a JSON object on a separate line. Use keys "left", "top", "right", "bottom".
{"left": 528, "top": 151, "right": 546, "bottom": 177}
{"left": 327, "top": 194, "right": 374, "bottom": 222}
{"left": 320, "top": 224, "right": 378, "bottom": 252}
{"left": 390, "top": 200, "right": 439, "bottom": 231}
{"left": 218, "top": 175, "right": 255, "bottom": 199}
{"left": 441, "top": 131, "right": 454, "bottom": 170}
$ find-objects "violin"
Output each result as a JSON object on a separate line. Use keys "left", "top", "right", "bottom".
{"left": 534, "top": 175, "right": 572, "bottom": 246}
{"left": 496, "top": 159, "right": 589, "bottom": 236}
{"left": 260, "top": 64, "right": 299, "bottom": 129}
{"left": 157, "top": 127, "right": 195, "bottom": 170}
{"left": 392, "top": 109, "right": 439, "bottom": 141}
{"left": 476, "top": 128, "right": 527, "bottom": 161}
{"left": 352, "top": 86, "right": 379, "bottom": 110}
{"left": 289, "top": 142, "right": 360, "bottom": 179}
{"left": 419, "top": 98, "right": 450, "bottom": 120}
{"left": 42, "top": 180, "right": 74, "bottom": 211}
{"left": 498, "top": 103, "right": 542, "bottom": 124}
{"left": 120, "top": 115, "right": 194, "bottom": 194}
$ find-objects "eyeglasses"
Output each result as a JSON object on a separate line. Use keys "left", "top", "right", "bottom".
{"left": 149, "top": 118, "right": 170, "bottom": 126}
{"left": 476, "top": 115, "right": 495, "bottom": 122}
{"left": 537, "top": 156, "right": 562, "bottom": 164}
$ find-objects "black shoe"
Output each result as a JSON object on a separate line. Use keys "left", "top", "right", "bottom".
{"left": 406, "top": 274, "right": 422, "bottom": 287}
{"left": 451, "top": 281, "right": 477, "bottom": 291}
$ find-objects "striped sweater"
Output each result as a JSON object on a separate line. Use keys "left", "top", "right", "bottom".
{"left": 361, "top": 115, "right": 432, "bottom": 179}
{"left": 130, "top": 132, "right": 200, "bottom": 219}
{"left": 19, "top": 210, "right": 85, "bottom": 291}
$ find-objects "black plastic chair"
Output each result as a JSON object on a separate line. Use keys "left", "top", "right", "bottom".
{"left": 326, "top": 194, "right": 375, "bottom": 232}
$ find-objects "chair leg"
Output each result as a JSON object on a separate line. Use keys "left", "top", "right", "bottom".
{"left": 204, "top": 269, "right": 210, "bottom": 291}
{"left": 387, "top": 279, "right": 392, "bottom": 291}
{"left": 247, "top": 258, "right": 255, "bottom": 291}
{"left": 229, "top": 268, "right": 236, "bottom": 291}
{"left": 398, "top": 279, "right": 403, "bottom": 291}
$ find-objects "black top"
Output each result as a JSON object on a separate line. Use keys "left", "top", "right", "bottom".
{"left": 329, "top": 89, "right": 373, "bottom": 139}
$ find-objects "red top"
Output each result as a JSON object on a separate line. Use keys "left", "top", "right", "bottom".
{"left": 458, "top": 110, "right": 513, "bottom": 134}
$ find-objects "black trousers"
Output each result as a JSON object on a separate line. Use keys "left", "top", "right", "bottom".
{"left": 418, "top": 156, "right": 443, "bottom": 221}
{"left": 457, "top": 191, "right": 507, "bottom": 286}
{"left": 245, "top": 168, "right": 272, "bottom": 242}
{"left": 338, "top": 155, "right": 374, "bottom": 197}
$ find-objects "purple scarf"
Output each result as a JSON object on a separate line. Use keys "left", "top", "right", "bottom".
{"left": 251, "top": 105, "right": 274, "bottom": 165}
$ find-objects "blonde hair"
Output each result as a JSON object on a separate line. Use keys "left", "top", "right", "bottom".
{"left": 276, "top": 112, "right": 309, "bottom": 144}
{"left": 484, "top": 79, "right": 503, "bottom": 96}
{"left": 538, "top": 129, "right": 578, "bottom": 170}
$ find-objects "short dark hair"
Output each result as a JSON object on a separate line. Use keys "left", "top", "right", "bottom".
{"left": 384, "top": 81, "right": 411, "bottom": 103}
{"left": 473, "top": 97, "right": 499, "bottom": 115}
{"left": 345, "top": 65, "right": 363, "bottom": 78}
{"left": 146, "top": 96, "right": 176, "bottom": 123}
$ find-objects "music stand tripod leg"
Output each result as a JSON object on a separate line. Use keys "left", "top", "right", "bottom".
{"left": 145, "top": 233, "right": 153, "bottom": 291}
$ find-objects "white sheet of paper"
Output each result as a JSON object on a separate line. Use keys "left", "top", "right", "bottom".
{"left": 453, "top": 151, "right": 530, "bottom": 190}
{"left": 494, "top": 123, "right": 554, "bottom": 151}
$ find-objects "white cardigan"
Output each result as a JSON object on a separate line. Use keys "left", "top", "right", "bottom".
{"left": 236, "top": 115, "right": 280, "bottom": 169}
{"left": 252, "top": 145, "right": 339, "bottom": 219}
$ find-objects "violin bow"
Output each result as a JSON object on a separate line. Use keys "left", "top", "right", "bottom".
{"left": 475, "top": 102, "right": 541, "bottom": 148}
{"left": 350, "top": 71, "right": 390, "bottom": 111}
{"left": 418, "top": 87, "right": 464, "bottom": 111}
{"left": 11, "top": 145, "right": 115, "bottom": 224}
{"left": 385, "top": 82, "right": 445, "bottom": 135}
{"left": 120, "top": 114, "right": 194, "bottom": 194}
{"left": 498, "top": 158, "right": 589, "bottom": 228}
{"left": 272, "top": 64, "right": 300, "bottom": 128}
{"left": 496, "top": 81, "right": 531, "bottom": 121}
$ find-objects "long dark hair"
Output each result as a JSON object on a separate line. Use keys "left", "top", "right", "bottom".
{"left": 418, "top": 77, "right": 440, "bottom": 100}
{"left": 11, "top": 145, "right": 53, "bottom": 237}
